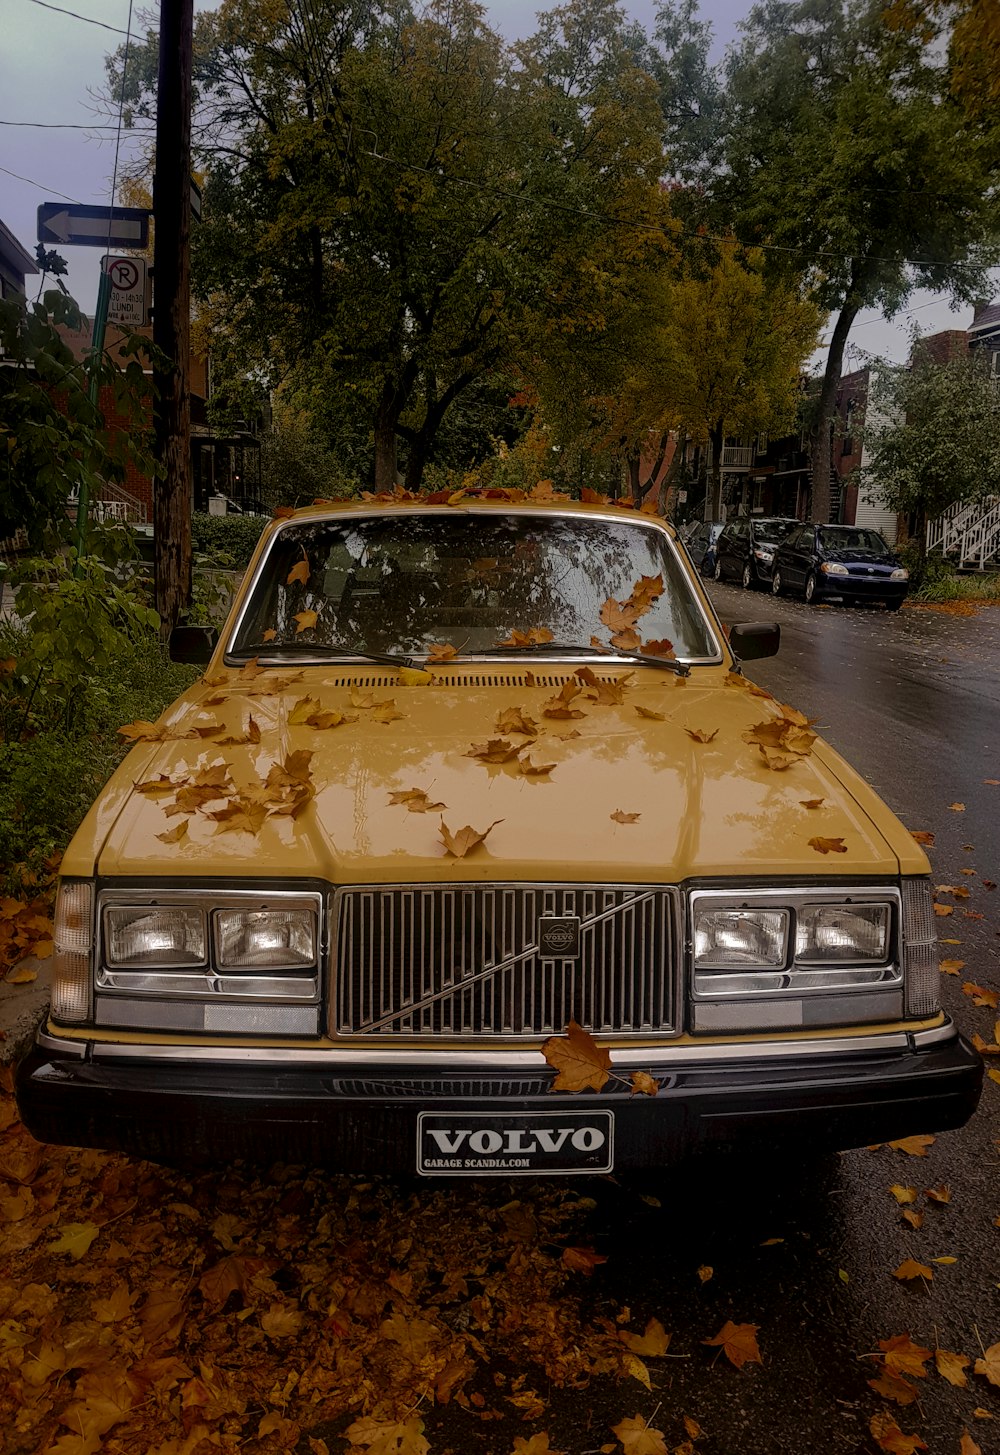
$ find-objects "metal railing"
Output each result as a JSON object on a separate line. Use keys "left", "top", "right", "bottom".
{"left": 927, "top": 495, "right": 1000, "bottom": 569}
{"left": 720, "top": 445, "right": 754, "bottom": 469}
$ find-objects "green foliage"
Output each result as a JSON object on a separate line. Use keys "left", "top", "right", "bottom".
{"left": 258, "top": 410, "right": 360, "bottom": 507}
{"left": 190, "top": 511, "right": 267, "bottom": 570}
{"left": 0, "top": 290, "right": 158, "bottom": 546}
{"left": 0, "top": 628, "right": 197, "bottom": 893}
{"left": 861, "top": 350, "right": 1000, "bottom": 545}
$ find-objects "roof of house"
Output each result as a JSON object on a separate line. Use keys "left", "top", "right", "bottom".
{"left": 969, "top": 302, "right": 1000, "bottom": 337}
{"left": 0, "top": 218, "right": 38, "bottom": 277}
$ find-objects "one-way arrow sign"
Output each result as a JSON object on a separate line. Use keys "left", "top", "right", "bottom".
{"left": 37, "top": 203, "right": 150, "bottom": 250}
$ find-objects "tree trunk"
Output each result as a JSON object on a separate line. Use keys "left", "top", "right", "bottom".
{"left": 373, "top": 389, "right": 399, "bottom": 491}
{"left": 656, "top": 437, "right": 682, "bottom": 516}
{"left": 627, "top": 451, "right": 642, "bottom": 507}
{"left": 809, "top": 276, "right": 867, "bottom": 523}
{"left": 707, "top": 421, "right": 725, "bottom": 522}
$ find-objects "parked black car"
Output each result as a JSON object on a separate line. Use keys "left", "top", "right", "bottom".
{"left": 683, "top": 520, "right": 725, "bottom": 576}
{"left": 713, "top": 516, "right": 798, "bottom": 588}
{"left": 770, "top": 524, "right": 909, "bottom": 609}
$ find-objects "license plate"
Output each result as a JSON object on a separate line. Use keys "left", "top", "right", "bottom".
{"left": 417, "top": 1110, "right": 614, "bottom": 1177}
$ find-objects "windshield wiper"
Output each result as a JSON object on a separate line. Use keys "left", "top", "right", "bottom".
{"left": 238, "top": 642, "right": 416, "bottom": 669}
{"left": 477, "top": 641, "right": 690, "bottom": 677}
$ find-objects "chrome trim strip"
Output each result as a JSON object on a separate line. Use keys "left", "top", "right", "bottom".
{"left": 37, "top": 1029, "right": 87, "bottom": 1057}
{"left": 224, "top": 507, "right": 725, "bottom": 666}
{"left": 76, "top": 1027, "right": 928, "bottom": 1066}
{"left": 911, "top": 1022, "right": 959, "bottom": 1048}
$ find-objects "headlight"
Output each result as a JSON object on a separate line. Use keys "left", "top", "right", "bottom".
{"left": 795, "top": 904, "right": 889, "bottom": 963}
{"left": 52, "top": 879, "right": 93, "bottom": 1023}
{"left": 690, "top": 890, "right": 903, "bottom": 1032}
{"left": 754, "top": 549, "right": 773, "bottom": 562}
{"left": 694, "top": 908, "right": 787, "bottom": 968}
{"left": 105, "top": 906, "right": 207, "bottom": 968}
{"left": 820, "top": 562, "right": 848, "bottom": 575}
{"left": 890, "top": 568, "right": 908, "bottom": 581}
{"left": 215, "top": 908, "right": 315, "bottom": 968}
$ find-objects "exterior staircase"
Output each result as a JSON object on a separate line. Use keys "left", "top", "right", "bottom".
{"left": 927, "top": 496, "right": 1000, "bottom": 570}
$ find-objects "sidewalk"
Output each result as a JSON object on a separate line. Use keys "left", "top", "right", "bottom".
{"left": 0, "top": 958, "right": 51, "bottom": 1069}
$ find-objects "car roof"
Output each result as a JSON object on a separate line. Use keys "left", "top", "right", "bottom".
{"left": 263, "top": 497, "right": 680, "bottom": 535}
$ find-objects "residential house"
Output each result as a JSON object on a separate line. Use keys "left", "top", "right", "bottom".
{"left": 0, "top": 217, "right": 37, "bottom": 301}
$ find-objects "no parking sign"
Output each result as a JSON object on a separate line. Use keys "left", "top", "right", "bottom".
{"left": 102, "top": 255, "right": 149, "bottom": 329}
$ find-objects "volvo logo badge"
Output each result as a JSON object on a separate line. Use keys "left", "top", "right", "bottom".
{"left": 538, "top": 916, "right": 581, "bottom": 957}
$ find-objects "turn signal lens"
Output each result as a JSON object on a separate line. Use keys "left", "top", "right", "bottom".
{"left": 52, "top": 880, "right": 93, "bottom": 1023}
{"left": 902, "top": 879, "right": 939, "bottom": 1016}
{"left": 820, "top": 562, "right": 849, "bottom": 576}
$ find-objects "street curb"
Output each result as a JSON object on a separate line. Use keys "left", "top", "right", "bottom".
{"left": 1, "top": 958, "right": 51, "bottom": 1068}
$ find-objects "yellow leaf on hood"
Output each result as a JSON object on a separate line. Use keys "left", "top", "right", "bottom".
{"left": 809, "top": 836, "right": 847, "bottom": 854}
{"left": 438, "top": 818, "right": 502, "bottom": 859}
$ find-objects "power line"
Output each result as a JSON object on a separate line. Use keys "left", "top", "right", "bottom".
{"left": 0, "top": 162, "right": 82, "bottom": 204}
{"left": 23, "top": 0, "right": 133, "bottom": 34}
{"left": 104, "top": 0, "right": 137, "bottom": 255}
{"left": 0, "top": 118, "right": 153, "bottom": 130}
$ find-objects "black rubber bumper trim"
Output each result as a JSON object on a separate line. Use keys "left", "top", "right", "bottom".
{"left": 15, "top": 1033, "right": 983, "bottom": 1170}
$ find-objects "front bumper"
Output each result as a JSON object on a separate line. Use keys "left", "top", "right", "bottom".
{"left": 16, "top": 1022, "right": 982, "bottom": 1171}
{"left": 818, "top": 575, "right": 907, "bottom": 603}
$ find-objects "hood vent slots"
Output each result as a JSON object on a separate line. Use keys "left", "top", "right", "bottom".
{"left": 328, "top": 672, "right": 576, "bottom": 689}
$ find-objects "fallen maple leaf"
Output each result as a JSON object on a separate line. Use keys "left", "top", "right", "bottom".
{"left": 809, "top": 836, "right": 848, "bottom": 854}
{"left": 372, "top": 698, "right": 404, "bottom": 723}
{"left": 387, "top": 789, "right": 446, "bottom": 813}
{"left": 889, "top": 1185, "right": 917, "bottom": 1204}
{"left": 925, "top": 1183, "right": 951, "bottom": 1203}
{"left": 610, "top": 1414, "right": 669, "bottom": 1455}
{"left": 426, "top": 641, "right": 459, "bottom": 662}
{"left": 467, "top": 738, "right": 521, "bottom": 764}
{"left": 286, "top": 552, "right": 310, "bottom": 587}
{"left": 511, "top": 1435, "right": 566, "bottom": 1455}
{"left": 888, "top": 1135, "right": 935, "bottom": 1156}
{"left": 697, "top": 1265, "right": 713, "bottom": 1283}
{"left": 939, "top": 959, "right": 965, "bottom": 974}
{"left": 438, "top": 819, "right": 502, "bottom": 858}
{"left": 962, "top": 982, "right": 999, "bottom": 1008}
{"left": 960, "top": 1434, "right": 983, "bottom": 1455}
{"left": 541, "top": 1020, "right": 612, "bottom": 1092}
{"left": 496, "top": 707, "right": 538, "bottom": 736}
{"left": 685, "top": 727, "right": 718, "bottom": 743}
{"left": 496, "top": 627, "right": 554, "bottom": 648}
{"left": 634, "top": 705, "right": 666, "bottom": 721}
{"left": 641, "top": 638, "right": 675, "bottom": 658}
{"left": 949, "top": 802, "right": 966, "bottom": 811}
{"left": 799, "top": 797, "right": 825, "bottom": 809}
{"left": 262, "top": 628, "right": 277, "bottom": 642}
{"left": 343, "top": 1414, "right": 430, "bottom": 1455}
{"left": 49, "top": 1221, "right": 100, "bottom": 1260}
{"left": 869, "top": 1370, "right": 919, "bottom": 1405}
{"left": 260, "top": 1303, "right": 304, "bottom": 1338}
{"left": 703, "top": 1321, "right": 762, "bottom": 1369}
{"left": 600, "top": 597, "right": 639, "bottom": 633}
{"left": 909, "top": 830, "right": 935, "bottom": 845}
{"left": 974, "top": 1343, "right": 1000, "bottom": 1387}
{"left": 611, "top": 626, "right": 642, "bottom": 651}
{"left": 869, "top": 1412, "right": 928, "bottom": 1454}
{"left": 934, "top": 1349, "right": 969, "bottom": 1386}
{"left": 156, "top": 821, "right": 190, "bottom": 846}
{"left": 619, "top": 1318, "right": 670, "bottom": 1357}
{"left": 933, "top": 903, "right": 954, "bottom": 916}
{"left": 561, "top": 1246, "right": 608, "bottom": 1275}
{"left": 611, "top": 809, "right": 640, "bottom": 824}
{"left": 293, "top": 609, "right": 318, "bottom": 634}
{"left": 878, "top": 1334, "right": 933, "bottom": 1378}
{"left": 893, "top": 1259, "right": 933, "bottom": 1281}
{"left": 629, "top": 1071, "right": 660, "bottom": 1097}
{"left": 901, "top": 1209, "right": 924, "bottom": 1229}
{"left": 542, "top": 682, "right": 586, "bottom": 719}
{"left": 519, "top": 755, "right": 556, "bottom": 777}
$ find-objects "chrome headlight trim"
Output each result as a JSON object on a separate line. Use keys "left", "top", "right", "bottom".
{"left": 689, "top": 886, "right": 900, "bottom": 1002}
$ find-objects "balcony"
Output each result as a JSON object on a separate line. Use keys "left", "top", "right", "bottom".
{"left": 720, "top": 446, "right": 754, "bottom": 470}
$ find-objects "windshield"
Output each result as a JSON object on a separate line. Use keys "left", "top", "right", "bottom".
{"left": 754, "top": 518, "right": 797, "bottom": 546}
{"left": 230, "top": 513, "right": 720, "bottom": 661}
{"left": 818, "top": 527, "right": 889, "bottom": 554}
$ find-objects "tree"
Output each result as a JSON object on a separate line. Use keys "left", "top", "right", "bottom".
{"left": 719, "top": 0, "right": 1000, "bottom": 522}
{"left": 104, "top": 0, "right": 675, "bottom": 490}
{"left": 0, "top": 290, "right": 157, "bottom": 546}
{"left": 664, "top": 242, "right": 821, "bottom": 519}
{"left": 861, "top": 346, "right": 1000, "bottom": 562}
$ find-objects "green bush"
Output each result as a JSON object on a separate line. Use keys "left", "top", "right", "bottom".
{"left": 0, "top": 629, "right": 198, "bottom": 894}
{"left": 191, "top": 512, "right": 268, "bottom": 570}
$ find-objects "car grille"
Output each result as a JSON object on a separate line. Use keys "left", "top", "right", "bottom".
{"left": 332, "top": 884, "right": 677, "bottom": 1039}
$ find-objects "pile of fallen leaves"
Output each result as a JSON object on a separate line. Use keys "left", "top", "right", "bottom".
{"left": 1, "top": 1093, "right": 743, "bottom": 1455}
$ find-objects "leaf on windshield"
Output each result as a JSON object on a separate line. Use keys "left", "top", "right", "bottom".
{"left": 372, "top": 699, "right": 405, "bottom": 724}
{"left": 427, "top": 642, "right": 459, "bottom": 662}
{"left": 808, "top": 836, "right": 848, "bottom": 854}
{"left": 589, "top": 636, "right": 612, "bottom": 654}
{"left": 611, "top": 810, "right": 640, "bottom": 824}
{"left": 293, "top": 610, "right": 318, "bottom": 634}
{"left": 541, "top": 1020, "right": 611, "bottom": 1091}
{"left": 496, "top": 627, "right": 554, "bottom": 648}
{"left": 629, "top": 574, "right": 664, "bottom": 616}
{"left": 542, "top": 682, "right": 586, "bottom": 719}
{"left": 439, "top": 818, "right": 503, "bottom": 858}
{"left": 641, "top": 638, "right": 675, "bottom": 658}
{"left": 387, "top": 789, "right": 446, "bottom": 813}
{"left": 685, "top": 727, "right": 718, "bottom": 743}
{"left": 466, "top": 738, "right": 521, "bottom": 763}
{"left": 600, "top": 598, "right": 639, "bottom": 634}
{"left": 635, "top": 705, "right": 666, "bottom": 721}
{"left": 611, "top": 626, "right": 642, "bottom": 651}
{"left": 496, "top": 707, "right": 538, "bottom": 736}
{"left": 286, "top": 552, "right": 310, "bottom": 587}
{"left": 262, "top": 629, "right": 277, "bottom": 642}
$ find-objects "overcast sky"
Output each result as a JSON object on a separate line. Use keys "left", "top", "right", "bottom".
{"left": 1, "top": 0, "right": 993, "bottom": 374}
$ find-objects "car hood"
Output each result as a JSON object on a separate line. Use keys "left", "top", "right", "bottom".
{"left": 82, "top": 665, "right": 925, "bottom": 885}
{"left": 822, "top": 549, "right": 896, "bottom": 567}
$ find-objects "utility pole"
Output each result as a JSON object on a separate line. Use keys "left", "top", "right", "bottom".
{"left": 153, "top": 0, "right": 194, "bottom": 633}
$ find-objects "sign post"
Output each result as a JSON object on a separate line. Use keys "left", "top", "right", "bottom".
{"left": 101, "top": 255, "right": 149, "bottom": 329}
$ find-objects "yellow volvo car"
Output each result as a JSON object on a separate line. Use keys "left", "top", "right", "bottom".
{"left": 16, "top": 499, "right": 982, "bottom": 1174}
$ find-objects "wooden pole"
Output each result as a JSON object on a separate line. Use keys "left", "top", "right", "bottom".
{"left": 152, "top": 0, "right": 193, "bottom": 633}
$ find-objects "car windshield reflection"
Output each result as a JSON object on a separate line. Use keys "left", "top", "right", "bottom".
{"left": 230, "top": 513, "right": 721, "bottom": 662}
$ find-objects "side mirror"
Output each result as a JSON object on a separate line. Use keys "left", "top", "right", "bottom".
{"left": 169, "top": 625, "right": 219, "bottom": 664}
{"left": 728, "top": 621, "right": 780, "bottom": 661}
